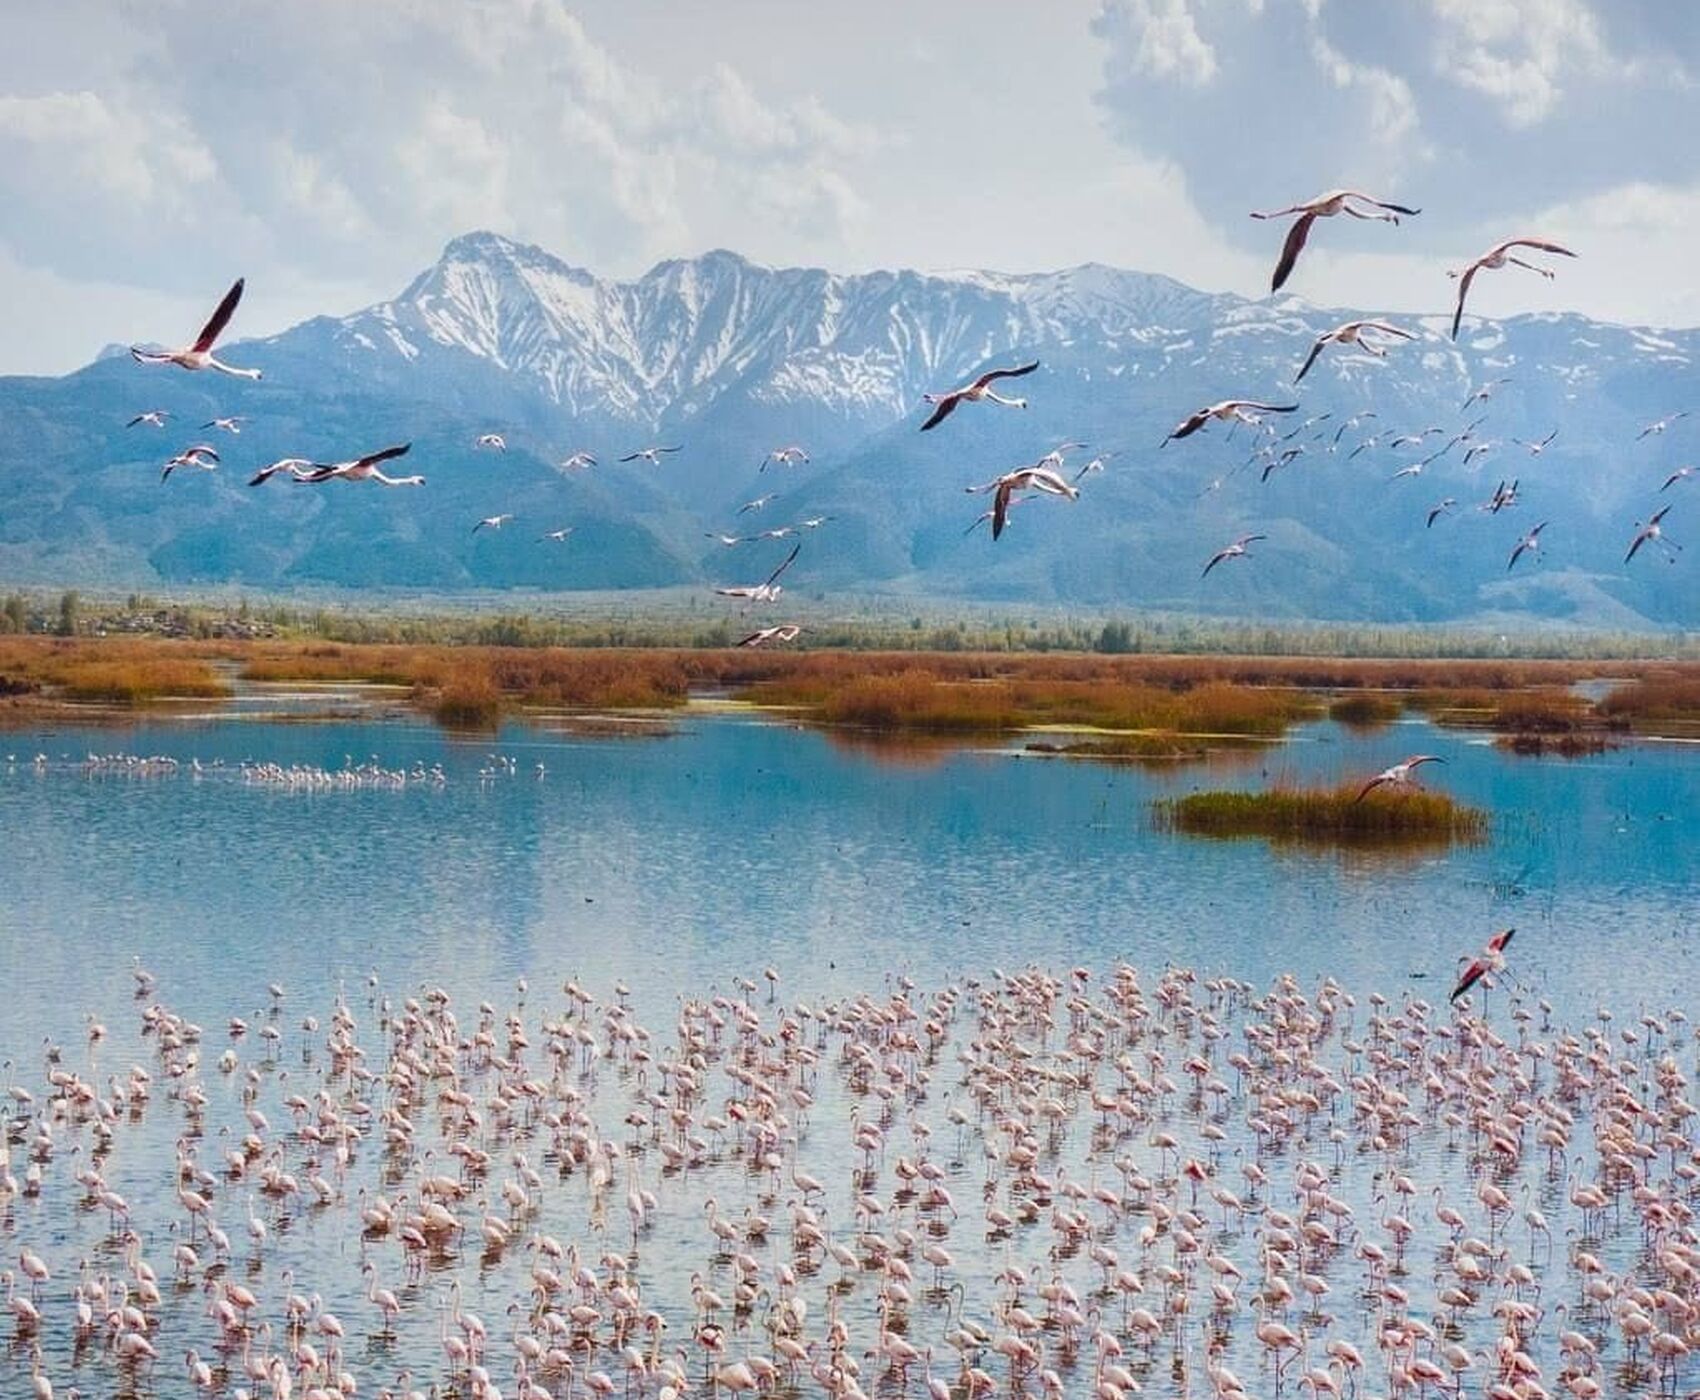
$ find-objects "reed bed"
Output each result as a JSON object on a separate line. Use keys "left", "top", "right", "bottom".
{"left": 1327, "top": 694, "right": 1404, "bottom": 727}
{"left": 0, "top": 637, "right": 232, "bottom": 704}
{"left": 1597, "top": 677, "right": 1700, "bottom": 729}
{"left": 1153, "top": 784, "right": 1488, "bottom": 847}
{"left": 1408, "top": 686, "right": 1593, "bottom": 732}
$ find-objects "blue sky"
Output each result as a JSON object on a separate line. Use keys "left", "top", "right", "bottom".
{"left": 2, "top": 0, "right": 1696, "bottom": 371}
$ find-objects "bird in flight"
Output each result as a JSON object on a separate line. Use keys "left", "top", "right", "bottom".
{"left": 965, "top": 465, "right": 1080, "bottom": 540}
{"left": 1625, "top": 505, "right": 1679, "bottom": 564}
{"left": 1249, "top": 189, "right": 1420, "bottom": 292}
{"left": 1293, "top": 320, "right": 1415, "bottom": 384}
{"left": 919, "top": 362, "right": 1039, "bottom": 431}
{"left": 1660, "top": 466, "right": 1696, "bottom": 492}
{"left": 1164, "top": 400, "right": 1300, "bottom": 445}
{"left": 130, "top": 278, "right": 261, "bottom": 379}
{"left": 1512, "top": 429, "right": 1559, "bottom": 456}
{"left": 202, "top": 416, "right": 245, "bottom": 434}
{"left": 1449, "top": 237, "right": 1578, "bottom": 340}
{"left": 619, "top": 445, "right": 682, "bottom": 464}
{"left": 737, "top": 623, "right": 803, "bottom": 648}
{"left": 1450, "top": 927, "right": 1515, "bottom": 1004}
{"left": 476, "top": 433, "right": 507, "bottom": 451}
{"left": 1356, "top": 753, "right": 1445, "bottom": 801}
{"left": 1638, "top": 411, "right": 1689, "bottom": 441}
{"left": 1483, "top": 479, "right": 1520, "bottom": 515}
{"left": 1202, "top": 533, "right": 1266, "bottom": 578}
{"left": 715, "top": 543, "right": 800, "bottom": 602}
{"left": 247, "top": 457, "right": 317, "bottom": 487}
{"left": 705, "top": 532, "right": 749, "bottom": 547}
{"left": 1461, "top": 377, "right": 1512, "bottom": 413}
{"left": 126, "top": 410, "right": 170, "bottom": 429}
{"left": 739, "top": 493, "right": 778, "bottom": 514}
{"left": 1507, "top": 521, "right": 1549, "bottom": 571}
{"left": 1390, "top": 463, "right": 1425, "bottom": 482}
{"left": 1072, "top": 451, "right": 1115, "bottom": 484}
{"left": 540, "top": 528, "right": 574, "bottom": 543}
{"left": 473, "top": 514, "right": 513, "bottom": 534}
{"left": 281, "top": 444, "right": 421, "bottom": 487}
{"left": 1426, "top": 497, "right": 1457, "bottom": 529}
{"left": 559, "top": 451, "right": 596, "bottom": 471}
{"left": 161, "top": 445, "right": 220, "bottom": 481}
{"left": 759, "top": 446, "right": 810, "bottom": 471}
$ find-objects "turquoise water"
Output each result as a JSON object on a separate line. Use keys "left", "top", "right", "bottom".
{"left": 0, "top": 708, "right": 1696, "bottom": 1399}
{"left": 1, "top": 711, "right": 1693, "bottom": 1032}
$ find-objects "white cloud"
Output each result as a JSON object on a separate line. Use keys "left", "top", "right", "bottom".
{"left": 1427, "top": 0, "right": 1629, "bottom": 125}
{"left": 1308, "top": 34, "right": 1424, "bottom": 157}
{"left": 1104, "top": 0, "right": 1219, "bottom": 85}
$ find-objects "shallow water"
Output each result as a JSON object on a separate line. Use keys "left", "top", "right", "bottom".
{"left": 0, "top": 709, "right": 1696, "bottom": 1397}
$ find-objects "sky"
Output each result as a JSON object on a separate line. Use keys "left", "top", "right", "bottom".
{"left": 3, "top": 0, "right": 1698, "bottom": 373}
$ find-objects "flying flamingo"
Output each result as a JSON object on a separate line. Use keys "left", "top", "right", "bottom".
{"left": 619, "top": 445, "right": 682, "bottom": 464}
{"left": 1425, "top": 498, "right": 1456, "bottom": 528}
{"left": 1201, "top": 533, "right": 1266, "bottom": 578}
{"left": 130, "top": 278, "right": 261, "bottom": 378}
{"left": 127, "top": 410, "right": 170, "bottom": 428}
{"left": 919, "top": 362, "right": 1039, "bottom": 431}
{"left": 202, "top": 417, "right": 245, "bottom": 434}
{"left": 472, "top": 514, "right": 513, "bottom": 534}
{"left": 1508, "top": 521, "right": 1548, "bottom": 571}
{"left": 1451, "top": 927, "right": 1515, "bottom": 1003}
{"left": 1164, "top": 400, "right": 1299, "bottom": 445}
{"left": 1449, "top": 237, "right": 1577, "bottom": 340}
{"left": 475, "top": 434, "right": 506, "bottom": 451}
{"left": 1659, "top": 466, "right": 1696, "bottom": 491}
{"left": 736, "top": 624, "right": 803, "bottom": 648}
{"left": 247, "top": 458, "right": 317, "bottom": 487}
{"left": 539, "top": 528, "right": 574, "bottom": 543}
{"left": 1293, "top": 321, "right": 1415, "bottom": 384}
{"left": 161, "top": 446, "right": 220, "bottom": 482}
{"left": 759, "top": 446, "right": 810, "bottom": 471}
{"left": 715, "top": 543, "right": 800, "bottom": 602}
{"left": 559, "top": 451, "right": 596, "bottom": 471}
{"left": 292, "top": 444, "right": 422, "bottom": 486}
{"left": 1637, "top": 411, "right": 1688, "bottom": 441}
{"left": 1356, "top": 754, "right": 1445, "bottom": 801}
{"left": 1249, "top": 190, "right": 1421, "bottom": 291}
{"left": 1625, "top": 505, "right": 1680, "bottom": 564}
{"left": 964, "top": 465, "right": 1079, "bottom": 540}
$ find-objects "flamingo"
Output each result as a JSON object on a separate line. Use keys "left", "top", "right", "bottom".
{"left": 1449, "top": 237, "right": 1577, "bottom": 340}
{"left": 738, "top": 494, "right": 777, "bottom": 515}
{"left": 559, "top": 451, "right": 596, "bottom": 471}
{"left": 126, "top": 410, "right": 169, "bottom": 428}
{"left": 1201, "top": 533, "right": 1266, "bottom": 578}
{"left": 202, "top": 416, "right": 245, "bottom": 433}
{"left": 539, "top": 528, "right": 574, "bottom": 543}
{"left": 1425, "top": 497, "right": 1457, "bottom": 528}
{"left": 1659, "top": 466, "right": 1696, "bottom": 491}
{"left": 130, "top": 278, "right": 261, "bottom": 378}
{"left": 619, "top": 445, "right": 682, "bottom": 464}
{"left": 964, "top": 465, "right": 1079, "bottom": 540}
{"left": 1512, "top": 428, "right": 1559, "bottom": 456}
{"left": 161, "top": 446, "right": 220, "bottom": 482}
{"left": 246, "top": 458, "right": 317, "bottom": 487}
{"left": 281, "top": 444, "right": 421, "bottom": 487}
{"left": 1637, "top": 411, "right": 1688, "bottom": 441}
{"left": 476, "top": 434, "right": 506, "bottom": 451}
{"left": 1507, "top": 521, "right": 1548, "bottom": 571}
{"left": 473, "top": 514, "right": 514, "bottom": 535}
{"left": 714, "top": 544, "right": 799, "bottom": 602}
{"left": 1164, "top": 400, "right": 1299, "bottom": 444}
{"left": 1355, "top": 754, "right": 1445, "bottom": 802}
{"left": 1293, "top": 321, "right": 1415, "bottom": 383}
{"left": 918, "top": 361, "right": 1039, "bottom": 431}
{"left": 736, "top": 624, "right": 803, "bottom": 648}
{"left": 1625, "top": 505, "right": 1679, "bottom": 564}
{"left": 759, "top": 446, "right": 810, "bottom": 471}
{"left": 1450, "top": 927, "right": 1515, "bottom": 1003}
{"left": 1249, "top": 190, "right": 1420, "bottom": 291}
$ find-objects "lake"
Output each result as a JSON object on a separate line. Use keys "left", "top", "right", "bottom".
{"left": 0, "top": 704, "right": 1696, "bottom": 1398}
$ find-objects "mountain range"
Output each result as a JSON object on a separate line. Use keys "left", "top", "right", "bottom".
{"left": 1, "top": 229, "right": 1696, "bottom": 627}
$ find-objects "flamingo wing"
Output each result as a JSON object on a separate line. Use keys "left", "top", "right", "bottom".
{"left": 1293, "top": 337, "right": 1328, "bottom": 385}
{"left": 353, "top": 443, "right": 411, "bottom": 471}
{"left": 1354, "top": 774, "right": 1390, "bottom": 802}
{"left": 991, "top": 481, "right": 1015, "bottom": 541}
{"left": 1166, "top": 409, "right": 1210, "bottom": 443}
{"left": 919, "top": 394, "right": 961, "bottom": 431}
{"left": 1449, "top": 957, "right": 1489, "bottom": 1003}
{"left": 193, "top": 279, "right": 246, "bottom": 353}
{"left": 1450, "top": 264, "right": 1480, "bottom": 341}
{"left": 765, "top": 543, "right": 801, "bottom": 587}
{"left": 1270, "top": 212, "right": 1317, "bottom": 292}
{"left": 974, "top": 361, "right": 1040, "bottom": 388}
{"left": 1502, "top": 238, "right": 1577, "bottom": 259}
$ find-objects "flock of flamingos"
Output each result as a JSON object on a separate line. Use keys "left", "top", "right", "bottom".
{"left": 4, "top": 946, "right": 1699, "bottom": 1400}
{"left": 115, "top": 186, "right": 1691, "bottom": 604}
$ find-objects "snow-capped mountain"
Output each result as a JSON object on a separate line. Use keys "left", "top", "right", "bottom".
{"left": 1, "top": 231, "right": 1696, "bottom": 625}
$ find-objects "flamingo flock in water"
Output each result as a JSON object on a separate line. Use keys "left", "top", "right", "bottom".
{"left": 3, "top": 951, "right": 1698, "bottom": 1400}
